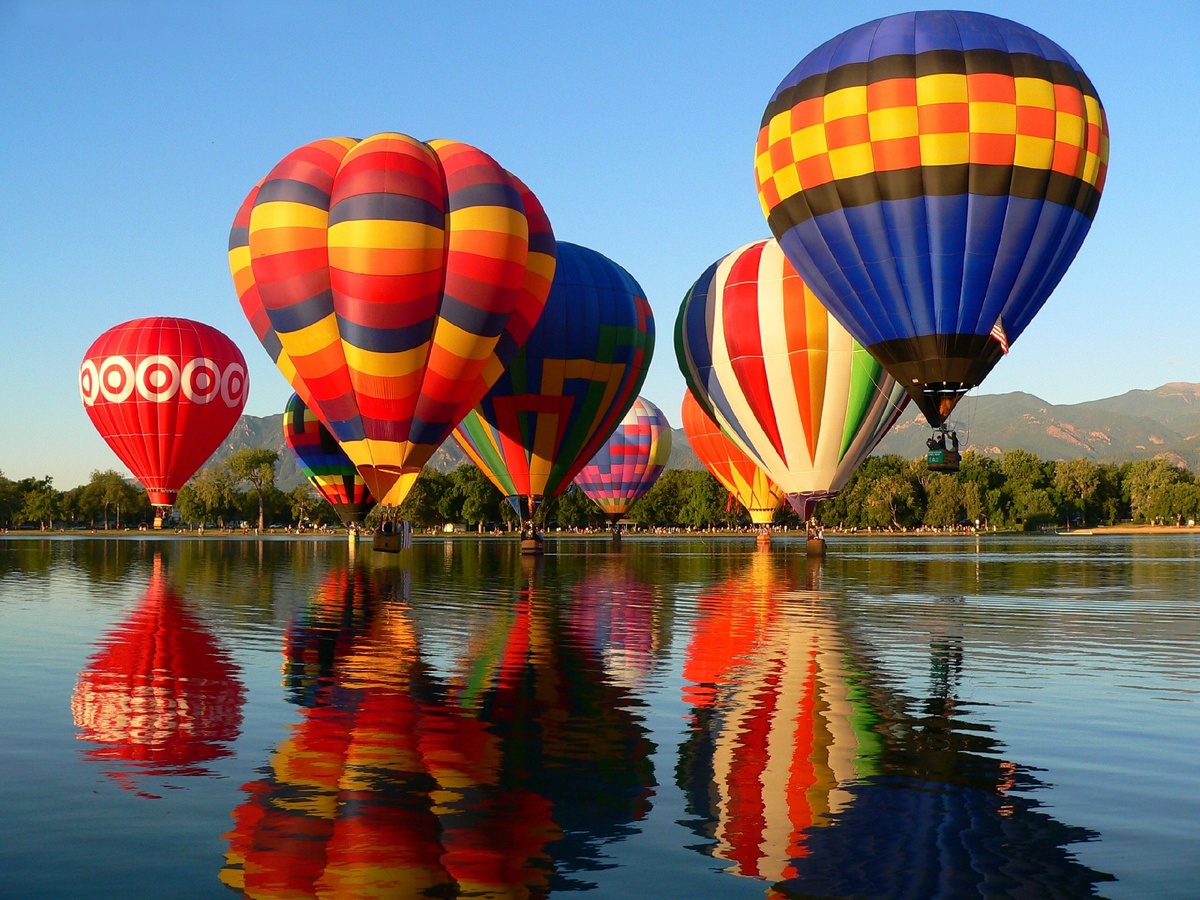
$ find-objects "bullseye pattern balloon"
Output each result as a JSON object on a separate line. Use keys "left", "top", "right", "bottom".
{"left": 80, "top": 317, "right": 248, "bottom": 508}
{"left": 676, "top": 239, "right": 908, "bottom": 520}
{"left": 574, "top": 397, "right": 671, "bottom": 524}
{"left": 282, "top": 393, "right": 375, "bottom": 527}
{"left": 230, "top": 133, "right": 556, "bottom": 506}
{"left": 756, "top": 10, "right": 1109, "bottom": 426}
{"left": 71, "top": 560, "right": 245, "bottom": 781}
{"left": 454, "top": 242, "right": 654, "bottom": 519}
{"left": 680, "top": 390, "right": 784, "bottom": 526}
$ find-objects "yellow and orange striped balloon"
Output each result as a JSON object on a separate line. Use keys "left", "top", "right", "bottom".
{"left": 680, "top": 390, "right": 784, "bottom": 526}
{"left": 230, "top": 134, "right": 556, "bottom": 505}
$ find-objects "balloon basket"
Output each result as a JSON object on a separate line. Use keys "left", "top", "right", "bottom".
{"left": 611, "top": 530, "right": 622, "bottom": 549}
{"left": 372, "top": 533, "right": 402, "bottom": 554}
{"left": 806, "top": 537, "right": 826, "bottom": 557}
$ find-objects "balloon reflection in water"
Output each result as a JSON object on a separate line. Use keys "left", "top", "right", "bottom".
{"left": 71, "top": 559, "right": 245, "bottom": 791}
{"left": 565, "top": 559, "right": 664, "bottom": 691}
{"left": 222, "top": 560, "right": 655, "bottom": 897}
{"left": 678, "top": 555, "right": 1114, "bottom": 896}
{"left": 678, "top": 553, "right": 878, "bottom": 879}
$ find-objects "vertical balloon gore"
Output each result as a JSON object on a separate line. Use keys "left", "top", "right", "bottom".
{"left": 231, "top": 133, "right": 557, "bottom": 507}
{"left": 79, "top": 317, "right": 249, "bottom": 509}
{"left": 756, "top": 10, "right": 1108, "bottom": 426}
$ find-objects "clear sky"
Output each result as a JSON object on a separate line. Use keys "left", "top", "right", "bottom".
{"left": 3, "top": 1, "right": 1198, "bottom": 489}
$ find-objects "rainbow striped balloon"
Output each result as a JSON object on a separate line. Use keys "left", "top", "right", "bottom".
{"left": 675, "top": 239, "right": 908, "bottom": 519}
{"left": 230, "top": 134, "right": 556, "bottom": 507}
{"left": 680, "top": 390, "right": 784, "bottom": 526}
{"left": 282, "top": 393, "right": 375, "bottom": 527}
{"left": 574, "top": 397, "right": 672, "bottom": 523}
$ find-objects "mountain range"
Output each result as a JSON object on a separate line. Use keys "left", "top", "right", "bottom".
{"left": 215, "top": 382, "right": 1200, "bottom": 492}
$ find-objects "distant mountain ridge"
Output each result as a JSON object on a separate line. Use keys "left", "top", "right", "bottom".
{"left": 873, "top": 382, "right": 1200, "bottom": 469}
{"left": 218, "top": 383, "right": 1200, "bottom": 491}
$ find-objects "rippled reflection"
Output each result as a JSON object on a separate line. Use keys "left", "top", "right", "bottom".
{"left": 677, "top": 551, "right": 1115, "bottom": 897}
{"left": 678, "top": 554, "right": 878, "bottom": 879}
{"left": 221, "top": 557, "right": 656, "bottom": 898}
{"left": 71, "top": 554, "right": 245, "bottom": 795}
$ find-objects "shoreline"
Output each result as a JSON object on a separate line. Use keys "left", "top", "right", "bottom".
{"left": 5, "top": 524, "right": 1200, "bottom": 540}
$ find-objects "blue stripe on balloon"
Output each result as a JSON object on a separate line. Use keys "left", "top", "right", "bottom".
{"left": 781, "top": 192, "right": 1093, "bottom": 347}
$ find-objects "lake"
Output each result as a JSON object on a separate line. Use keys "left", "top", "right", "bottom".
{"left": 1, "top": 533, "right": 1197, "bottom": 898}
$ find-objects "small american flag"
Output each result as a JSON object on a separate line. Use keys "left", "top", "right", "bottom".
{"left": 990, "top": 317, "right": 1009, "bottom": 354}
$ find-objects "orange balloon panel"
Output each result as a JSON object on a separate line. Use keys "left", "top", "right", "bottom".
{"left": 681, "top": 390, "right": 784, "bottom": 525}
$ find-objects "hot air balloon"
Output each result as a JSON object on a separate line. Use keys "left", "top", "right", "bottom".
{"left": 675, "top": 239, "right": 908, "bottom": 521}
{"left": 680, "top": 390, "right": 785, "bottom": 526}
{"left": 282, "top": 392, "right": 376, "bottom": 528}
{"left": 573, "top": 396, "right": 671, "bottom": 526}
{"left": 756, "top": 10, "right": 1109, "bottom": 428}
{"left": 79, "top": 317, "right": 248, "bottom": 519}
{"left": 453, "top": 242, "right": 655, "bottom": 522}
{"left": 229, "top": 133, "right": 557, "bottom": 507}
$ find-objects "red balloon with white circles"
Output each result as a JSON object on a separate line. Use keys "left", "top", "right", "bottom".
{"left": 79, "top": 317, "right": 249, "bottom": 510}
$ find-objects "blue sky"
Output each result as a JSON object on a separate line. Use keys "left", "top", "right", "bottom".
{"left": 3, "top": 1, "right": 1198, "bottom": 489}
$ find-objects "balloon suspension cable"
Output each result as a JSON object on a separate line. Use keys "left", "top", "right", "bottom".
{"left": 964, "top": 388, "right": 973, "bottom": 448}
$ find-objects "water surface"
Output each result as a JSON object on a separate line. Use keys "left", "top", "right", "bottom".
{"left": 1, "top": 534, "right": 1197, "bottom": 898}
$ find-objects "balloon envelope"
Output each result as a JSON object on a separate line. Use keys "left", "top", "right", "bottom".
{"left": 283, "top": 392, "right": 376, "bottom": 526}
{"left": 675, "top": 239, "right": 908, "bottom": 519}
{"left": 79, "top": 317, "right": 248, "bottom": 508}
{"left": 454, "top": 242, "right": 655, "bottom": 518}
{"left": 574, "top": 396, "right": 672, "bottom": 523}
{"left": 230, "top": 133, "right": 556, "bottom": 505}
{"left": 680, "top": 390, "right": 785, "bottom": 526}
{"left": 756, "top": 10, "right": 1109, "bottom": 426}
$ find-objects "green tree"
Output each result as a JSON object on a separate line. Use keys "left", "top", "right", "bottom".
{"left": 1123, "top": 458, "right": 1189, "bottom": 522}
{"left": 555, "top": 484, "right": 607, "bottom": 529}
{"left": 0, "top": 472, "right": 19, "bottom": 527}
{"left": 1148, "top": 481, "right": 1200, "bottom": 525}
{"left": 864, "top": 472, "right": 919, "bottom": 529}
{"left": 825, "top": 455, "right": 913, "bottom": 529}
{"left": 182, "top": 464, "right": 239, "bottom": 527}
{"left": 227, "top": 448, "right": 279, "bottom": 531}
{"left": 1054, "top": 458, "right": 1101, "bottom": 527}
{"left": 82, "top": 469, "right": 134, "bottom": 528}
{"left": 18, "top": 479, "right": 59, "bottom": 528}
{"left": 924, "top": 474, "right": 965, "bottom": 527}
{"left": 677, "top": 470, "right": 730, "bottom": 529}
{"left": 397, "top": 469, "right": 452, "bottom": 529}
{"left": 289, "top": 483, "right": 319, "bottom": 526}
{"left": 446, "top": 465, "right": 507, "bottom": 531}
{"left": 629, "top": 469, "right": 690, "bottom": 527}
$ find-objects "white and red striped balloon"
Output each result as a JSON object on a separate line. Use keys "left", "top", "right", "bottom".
{"left": 675, "top": 239, "right": 908, "bottom": 519}
{"left": 80, "top": 317, "right": 248, "bottom": 508}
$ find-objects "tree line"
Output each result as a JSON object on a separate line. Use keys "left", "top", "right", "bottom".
{"left": 5, "top": 448, "right": 1200, "bottom": 532}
